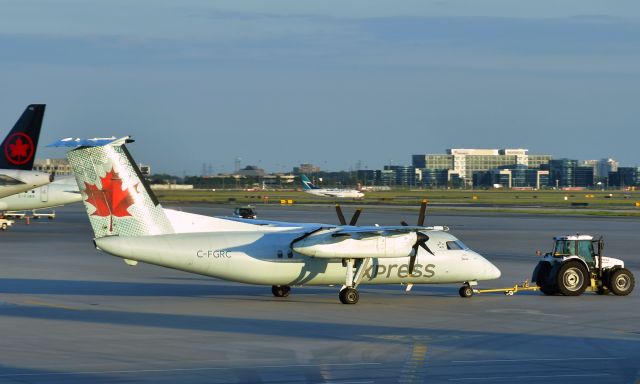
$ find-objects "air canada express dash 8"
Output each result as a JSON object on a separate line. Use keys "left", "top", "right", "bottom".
{"left": 52, "top": 136, "right": 500, "bottom": 304}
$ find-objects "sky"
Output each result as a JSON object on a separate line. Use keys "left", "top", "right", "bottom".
{"left": 1, "top": 1, "right": 639, "bottom": 175}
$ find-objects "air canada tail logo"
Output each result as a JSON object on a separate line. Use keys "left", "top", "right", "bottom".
{"left": 83, "top": 168, "right": 139, "bottom": 232}
{"left": 4, "top": 132, "right": 34, "bottom": 165}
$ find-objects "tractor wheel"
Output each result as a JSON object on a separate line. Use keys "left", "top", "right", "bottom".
{"left": 608, "top": 268, "right": 635, "bottom": 296}
{"left": 535, "top": 261, "right": 556, "bottom": 295}
{"left": 556, "top": 260, "right": 589, "bottom": 296}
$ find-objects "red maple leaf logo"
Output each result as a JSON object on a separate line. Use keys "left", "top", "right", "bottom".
{"left": 84, "top": 169, "right": 138, "bottom": 232}
{"left": 4, "top": 132, "right": 34, "bottom": 165}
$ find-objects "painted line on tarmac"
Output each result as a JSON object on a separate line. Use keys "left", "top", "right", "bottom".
{"left": 448, "top": 373, "right": 611, "bottom": 381}
{"left": 451, "top": 357, "right": 625, "bottom": 364}
{"left": 0, "top": 362, "right": 382, "bottom": 378}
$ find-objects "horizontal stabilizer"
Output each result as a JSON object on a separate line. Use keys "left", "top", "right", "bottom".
{"left": 48, "top": 136, "right": 132, "bottom": 148}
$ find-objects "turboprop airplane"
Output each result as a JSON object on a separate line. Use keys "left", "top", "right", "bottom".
{"left": 0, "top": 104, "right": 53, "bottom": 199}
{"left": 0, "top": 176, "right": 81, "bottom": 212}
{"left": 301, "top": 174, "right": 364, "bottom": 199}
{"left": 52, "top": 137, "right": 501, "bottom": 304}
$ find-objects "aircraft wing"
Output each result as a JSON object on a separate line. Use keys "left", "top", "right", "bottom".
{"left": 220, "top": 216, "right": 330, "bottom": 230}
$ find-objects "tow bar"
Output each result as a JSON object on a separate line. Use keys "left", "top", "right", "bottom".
{"left": 474, "top": 280, "right": 540, "bottom": 296}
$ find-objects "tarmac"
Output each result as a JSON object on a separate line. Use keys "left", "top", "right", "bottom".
{"left": 0, "top": 203, "right": 639, "bottom": 383}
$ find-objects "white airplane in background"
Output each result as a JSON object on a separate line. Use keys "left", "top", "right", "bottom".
{"left": 301, "top": 174, "right": 364, "bottom": 199}
{"left": 0, "top": 176, "right": 81, "bottom": 212}
{"left": 51, "top": 137, "right": 500, "bottom": 304}
{"left": 0, "top": 104, "right": 53, "bottom": 198}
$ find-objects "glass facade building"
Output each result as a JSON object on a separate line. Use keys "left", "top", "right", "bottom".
{"left": 412, "top": 149, "right": 552, "bottom": 185}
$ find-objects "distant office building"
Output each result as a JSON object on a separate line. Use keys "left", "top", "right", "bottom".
{"left": 473, "top": 165, "right": 549, "bottom": 189}
{"left": 384, "top": 165, "right": 418, "bottom": 186}
{"left": 377, "top": 169, "right": 396, "bottom": 186}
{"left": 420, "top": 169, "right": 462, "bottom": 188}
{"left": 293, "top": 163, "right": 321, "bottom": 174}
{"left": 356, "top": 170, "right": 376, "bottom": 186}
{"left": 547, "top": 159, "right": 594, "bottom": 188}
{"left": 33, "top": 158, "right": 73, "bottom": 176}
{"left": 608, "top": 167, "right": 639, "bottom": 188}
{"left": 580, "top": 158, "right": 619, "bottom": 178}
{"left": 412, "top": 149, "right": 552, "bottom": 185}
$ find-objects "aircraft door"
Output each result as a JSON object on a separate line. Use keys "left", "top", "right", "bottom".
{"left": 40, "top": 185, "right": 48, "bottom": 202}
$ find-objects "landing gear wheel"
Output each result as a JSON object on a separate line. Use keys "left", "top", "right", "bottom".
{"left": 271, "top": 285, "right": 291, "bottom": 297}
{"left": 339, "top": 287, "right": 359, "bottom": 304}
{"left": 535, "top": 261, "right": 557, "bottom": 295}
{"left": 556, "top": 260, "right": 589, "bottom": 296}
{"left": 608, "top": 268, "right": 635, "bottom": 296}
{"left": 459, "top": 286, "right": 473, "bottom": 298}
{"left": 0, "top": 223, "right": 6, "bottom": 230}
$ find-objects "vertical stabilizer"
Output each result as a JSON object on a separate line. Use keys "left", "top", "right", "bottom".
{"left": 0, "top": 104, "right": 46, "bottom": 170}
{"left": 60, "top": 137, "right": 174, "bottom": 238}
{"left": 300, "top": 174, "right": 317, "bottom": 190}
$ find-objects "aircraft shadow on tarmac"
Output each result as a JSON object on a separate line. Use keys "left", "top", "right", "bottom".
{"left": 0, "top": 278, "right": 469, "bottom": 298}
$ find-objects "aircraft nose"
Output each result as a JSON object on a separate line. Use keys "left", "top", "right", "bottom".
{"left": 486, "top": 261, "right": 502, "bottom": 279}
{"left": 474, "top": 252, "right": 501, "bottom": 280}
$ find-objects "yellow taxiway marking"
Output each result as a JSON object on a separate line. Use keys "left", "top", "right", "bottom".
{"left": 398, "top": 340, "right": 428, "bottom": 384}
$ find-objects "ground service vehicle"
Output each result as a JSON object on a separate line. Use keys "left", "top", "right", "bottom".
{"left": 233, "top": 206, "right": 257, "bottom": 219}
{"left": 0, "top": 217, "right": 14, "bottom": 230}
{"left": 533, "top": 235, "right": 635, "bottom": 296}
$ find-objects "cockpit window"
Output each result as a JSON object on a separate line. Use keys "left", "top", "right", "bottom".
{"left": 446, "top": 240, "right": 468, "bottom": 250}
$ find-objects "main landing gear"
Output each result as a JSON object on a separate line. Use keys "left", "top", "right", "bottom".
{"left": 271, "top": 285, "right": 291, "bottom": 297}
{"left": 338, "top": 257, "right": 371, "bottom": 304}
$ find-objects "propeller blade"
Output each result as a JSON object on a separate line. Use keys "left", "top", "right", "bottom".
{"left": 419, "top": 241, "right": 434, "bottom": 255}
{"left": 349, "top": 209, "right": 362, "bottom": 226}
{"left": 417, "top": 199, "right": 428, "bottom": 226}
{"left": 408, "top": 254, "right": 417, "bottom": 275}
{"left": 335, "top": 204, "right": 347, "bottom": 225}
{"left": 409, "top": 232, "right": 431, "bottom": 274}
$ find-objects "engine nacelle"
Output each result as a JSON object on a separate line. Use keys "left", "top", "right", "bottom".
{"left": 292, "top": 231, "right": 417, "bottom": 259}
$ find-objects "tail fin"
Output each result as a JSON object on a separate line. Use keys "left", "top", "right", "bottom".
{"left": 300, "top": 174, "right": 317, "bottom": 190}
{"left": 51, "top": 137, "right": 174, "bottom": 238}
{"left": 0, "top": 104, "right": 46, "bottom": 169}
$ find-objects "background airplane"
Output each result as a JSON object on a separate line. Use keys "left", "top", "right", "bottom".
{"left": 0, "top": 104, "right": 52, "bottom": 198}
{"left": 301, "top": 174, "right": 364, "bottom": 199}
{"left": 0, "top": 176, "right": 81, "bottom": 212}
{"left": 53, "top": 137, "right": 500, "bottom": 304}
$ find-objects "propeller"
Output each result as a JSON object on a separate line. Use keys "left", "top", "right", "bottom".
{"left": 402, "top": 199, "right": 432, "bottom": 274}
{"left": 335, "top": 204, "right": 363, "bottom": 226}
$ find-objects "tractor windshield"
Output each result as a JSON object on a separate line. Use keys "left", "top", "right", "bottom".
{"left": 553, "top": 240, "right": 576, "bottom": 257}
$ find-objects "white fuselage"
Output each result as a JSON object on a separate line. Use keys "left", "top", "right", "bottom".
{"left": 95, "top": 219, "right": 501, "bottom": 286}
{"left": 304, "top": 188, "right": 364, "bottom": 199}
{"left": 0, "top": 176, "right": 80, "bottom": 210}
{"left": 0, "top": 170, "right": 52, "bottom": 199}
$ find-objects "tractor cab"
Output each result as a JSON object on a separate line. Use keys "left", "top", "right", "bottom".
{"left": 551, "top": 235, "right": 601, "bottom": 269}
